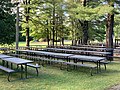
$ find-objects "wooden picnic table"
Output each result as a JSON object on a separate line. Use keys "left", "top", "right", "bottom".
{"left": 69, "top": 55, "right": 106, "bottom": 72}
{"left": 16, "top": 49, "right": 108, "bottom": 74}
{"left": 46, "top": 48, "right": 111, "bottom": 56}
{"left": 74, "top": 45, "right": 106, "bottom": 48}
{"left": 0, "top": 54, "right": 13, "bottom": 58}
{"left": 16, "top": 49, "right": 110, "bottom": 60}
{"left": 16, "top": 49, "right": 73, "bottom": 60}
{"left": 49, "top": 46, "right": 113, "bottom": 51}
{"left": 1, "top": 57, "right": 33, "bottom": 79}
{"left": 69, "top": 46, "right": 112, "bottom": 51}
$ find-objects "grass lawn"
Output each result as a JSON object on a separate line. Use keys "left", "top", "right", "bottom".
{"left": 1, "top": 60, "right": 120, "bottom": 90}
{"left": 9, "top": 41, "right": 72, "bottom": 47}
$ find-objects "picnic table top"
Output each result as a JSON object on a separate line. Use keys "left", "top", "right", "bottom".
{"left": 1, "top": 57, "right": 33, "bottom": 65}
{"left": 69, "top": 46, "right": 112, "bottom": 50}
{"left": 75, "top": 45, "right": 106, "bottom": 48}
{"left": 49, "top": 46, "right": 113, "bottom": 51}
{"left": 16, "top": 49, "right": 107, "bottom": 62}
{"left": 16, "top": 49, "right": 73, "bottom": 57}
{"left": 0, "top": 54, "right": 12, "bottom": 58}
{"left": 46, "top": 48, "right": 111, "bottom": 55}
{"left": 69, "top": 55, "right": 106, "bottom": 62}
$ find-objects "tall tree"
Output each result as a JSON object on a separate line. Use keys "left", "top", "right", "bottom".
{"left": 23, "top": 0, "right": 31, "bottom": 47}
{"left": 106, "top": 1, "right": 114, "bottom": 49}
{"left": 81, "top": 0, "right": 89, "bottom": 45}
{"left": 106, "top": 0, "right": 115, "bottom": 60}
{"left": 0, "top": 0, "right": 16, "bottom": 45}
{"left": 66, "top": 0, "right": 113, "bottom": 44}
{"left": 20, "top": 0, "right": 66, "bottom": 46}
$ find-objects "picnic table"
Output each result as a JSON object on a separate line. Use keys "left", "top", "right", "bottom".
{"left": 69, "top": 55, "right": 106, "bottom": 72}
{"left": 55, "top": 46, "right": 112, "bottom": 51}
{"left": 46, "top": 48, "right": 111, "bottom": 57}
{"left": 16, "top": 49, "right": 73, "bottom": 60}
{"left": 15, "top": 49, "right": 108, "bottom": 75}
{"left": 75, "top": 45, "right": 106, "bottom": 48}
{"left": 1, "top": 57, "right": 33, "bottom": 79}
{"left": 0, "top": 54, "right": 12, "bottom": 58}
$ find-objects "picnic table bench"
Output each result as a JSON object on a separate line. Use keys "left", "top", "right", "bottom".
{"left": 0, "top": 65, "right": 15, "bottom": 81}
{"left": 0, "top": 56, "right": 34, "bottom": 80}
{"left": 27, "top": 63, "right": 40, "bottom": 76}
{"left": 64, "top": 62, "right": 97, "bottom": 76}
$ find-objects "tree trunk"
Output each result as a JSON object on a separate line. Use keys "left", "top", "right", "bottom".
{"left": 106, "top": 14, "right": 114, "bottom": 48}
{"left": 24, "top": 0, "right": 30, "bottom": 47}
{"left": 82, "top": 21, "right": 88, "bottom": 45}
{"left": 106, "top": 1, "right": 114, "bottom": 61}
{"left": 46, "top": 20, "right": 49, "bottom": 46}
{"left": 47, "top": 31, "right": 49, "bottom": 46}
{"left": 106, "top": 13, "right": 114, "bottom": 61}
{"left": 52, "top": 2, "right": 55, "bottom": 46}
{"left": 81, "top": 0, "right": 89, "bottom": 45}
{"left": 26, "top": 27, "right": 29, "bottom": 47}
{"left": 62, "top": 37, "right": 64, "bottom": 46}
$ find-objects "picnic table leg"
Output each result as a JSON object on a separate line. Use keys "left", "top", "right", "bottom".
{"left": 96, "top": 61, "right": 99, "bottom": 73}
{"left": 25, "top": 64, "right": 27, "bottom": 79}
{"left": 82, "top": 61, "right": 83, "bottom": 64}
{"left": 6, "top": 61, "right": 8, "bottom": 68}
{"left": 11, "top": 63, "right": 13, "bottom": 69}
{"left": 2, "top": 60, "right": 5, "bottom": 66}
{"left": 21, "top": 64, "right": 23, "bottom": 79}
{"left": 67, "top": 57, "right": 70, "bottom": 62}
{"left": 98, "top": 61, "right": 101, "bottom": 72}
{"left": 73, "top": 59, "right": 77, "bottom": 69}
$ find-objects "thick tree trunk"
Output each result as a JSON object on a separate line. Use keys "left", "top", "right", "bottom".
{"left": 106, "top": 2, "right": 114, "bottom": 61}
{"left": 106, "top": 14, "right": 114, "bottom": 48}
{"left": 82, "top": 21, "right": 88, "bottom": 45}
{"left": 106, "top": 13, "right": 114, "bottom": 61}
{"left": 81, "top": 0, "right": 89, "bottom": 45}
{"left": 24, "top": 0, "right": 30, "bottom": 47}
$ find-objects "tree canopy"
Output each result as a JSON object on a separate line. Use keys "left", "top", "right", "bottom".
{"left": 1, "top": 0, "right": 120, "bottom": 45}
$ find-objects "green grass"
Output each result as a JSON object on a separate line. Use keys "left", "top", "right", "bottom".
{"left": 11, "top": 41, "right": 72, "bottom": 47}
{"left": 1, "top": 61, "right": 120, "bottom": 90}
{"left": 0, "top": 41, "right": 72, "bottom": 48}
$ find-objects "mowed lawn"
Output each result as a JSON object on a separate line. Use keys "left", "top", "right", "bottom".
{"left": 0, "top": 60, "right": 120, "bottom": 90}
{"left": 11, "top": 41, "right": 72, "bottom": 47}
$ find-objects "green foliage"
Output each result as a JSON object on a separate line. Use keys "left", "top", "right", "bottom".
{"left": 88, "top": 19, "right": 106, "bottom": 42}
{"left": 20, "top": 0, "right": 66, "bottom": 40}
{"left": 19, "top": 0, "right": 120, "bottom": 43}
{"left": 0, "top": 0, "right": 16, "bottom": 45}
{"left": 70, "top": 4, "right": 114, "bottom": 21}
{"left": 114, "top": 15, "right": 120, "bottom": 38}
{"left": 65, "top": 0, "right": 120, "bottom": 42}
